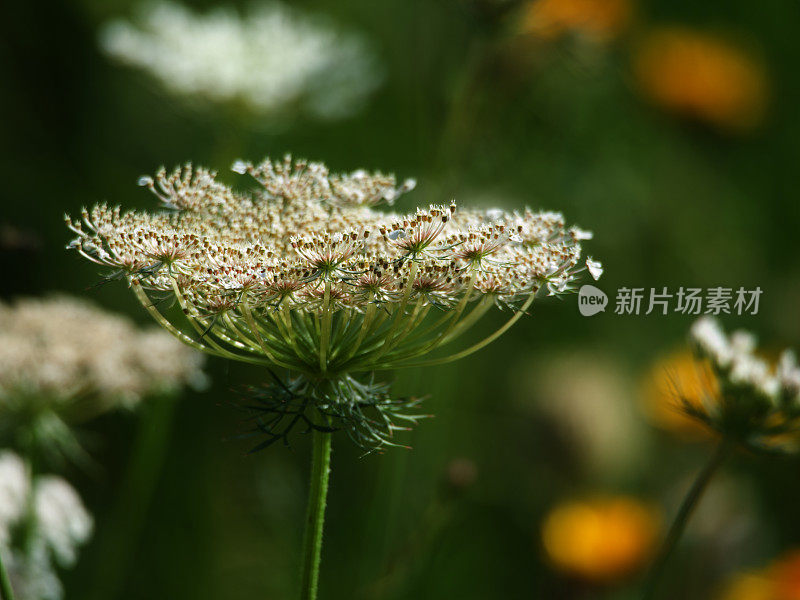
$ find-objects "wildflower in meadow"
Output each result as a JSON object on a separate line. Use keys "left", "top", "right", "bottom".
{"left": 634, "top": 27, "right": 768, "bottom": 132}
{"left": 0, "top": 295, "right": 205, "bottom": 464}
{"left": 0, "top": 451, "right": 93, "bottom": 600}
{"left": 542, "top": 496, "right": 660, "bottom": 582}
{"left": 642, "top": 317, "right": 800, "bottom": 599}
{"left": 65, "top": 154, "right": 599, "bottom": 599}
{"left": 99, "top": 1, "right": 382, "bottom": 119}
{"left": 684, "top": 316, "right": 800, "bottom": 452}
{"left": 0, "top": 296, "right": 204, "bottom": 599}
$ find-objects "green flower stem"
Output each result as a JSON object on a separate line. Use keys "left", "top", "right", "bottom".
{"left": 88, "top": 395, "right": 179, "bottom": 600}
{"left": 299, "top": 428, "right": 333, "bottom": 600}
{"left": 320, "top": 281, "right": 332, "bottom": 373}
{"left": 0, "top": 546, "right": 16, "bottom": 600}
{"left": 642, "top": 438, "right": 734, "bottom": 600}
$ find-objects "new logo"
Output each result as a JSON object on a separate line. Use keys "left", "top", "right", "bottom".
{"left": 578, "top": 285, "right": 608, "bottom": 316}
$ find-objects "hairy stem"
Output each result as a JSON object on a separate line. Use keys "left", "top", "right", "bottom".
{"left": 299, "top": 428, "right": 333, "bottom": 600}
{"left": 641, "top": 438, "right": 733, "bottom": 600}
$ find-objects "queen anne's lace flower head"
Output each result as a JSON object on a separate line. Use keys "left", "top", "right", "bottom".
{"left": 99, "top": 1, "right": 382, "bottom": 119}
{"left": 67, "top": 155, "right": 599, "bottom": 378}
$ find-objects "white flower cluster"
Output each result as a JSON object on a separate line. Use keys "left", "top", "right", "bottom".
{"left": 0, "top": 451, "right": 93, "bottom": 600}
{"left": 66, "top": 156, "right": 598, "bottom": 375}
{"left": 0, "top": 295, "right": 206, "bottom": 410}
{"left": 690, "top": 317, "right": 799, "bottom": 402}
{"left": 99, "top": 1, "right": 382, "bottom": 119}
{"left": 688, "top": 317, "right": 800, "bottom": 451}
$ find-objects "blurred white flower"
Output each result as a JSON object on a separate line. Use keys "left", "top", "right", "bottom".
{"left": 99, "top": 1, "right": 383, "bottom": 119}
{"left": 0, "top": 452, "right": 28, "bottom": 546}
{"left": 5, "top": 544, "right": 63, "bottom": 600}
{"left": 0, "top": 451, "right": 93, "bottom": 600}
{"left": 728, "top": 352, "right": 778, "bottom": 399}
{"left": 690, "top": 316, "right": 733, "bottom": 368}
{"left": 34, "top": 476, "right": 93, "bottom": 568}
{"left": 690, "top": 316, "right": 779, "bottom": 402}
{"left": 778, "top": 350, "right": 800, "bottom": 398}
{"left": 0, "top": 295, "right": 206, "bottom": 410}
{"left": 682, "top": 317, "right": 800, "bottom": 452}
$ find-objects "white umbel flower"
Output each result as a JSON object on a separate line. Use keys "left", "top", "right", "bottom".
{"left": 0, "top": 451, "right": 93, "bottom": 600}
{"left": 34, "top": 476, "right": 94, "bottom": 568}
{"left": 0, "top": 452, "right": 28, "bottom": 546}
{"left": 778, "top": 350, "right": 800, "bottom": 401}
{"left": 681, "top": 317, "right": 800, "bottom": 453}
{"left": 0, "top": 295, "right": 205, "bottom": 409}
{"left": 66, "top": 155, "right": 597, "bottom": 377}
{"left": 99, "top": 1, "right": 382, "bottom": 119}
{"left": 5, "top": 544, "right": 63, "bottom": 600}
{"left": 690, "top": 316, "right": 733, "bottom": 368}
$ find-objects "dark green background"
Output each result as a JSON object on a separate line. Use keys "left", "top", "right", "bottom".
{"left": 1, "top": 0, "right": 799, "bottom": 598}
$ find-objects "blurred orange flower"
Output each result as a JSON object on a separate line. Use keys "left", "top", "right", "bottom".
{"left": 642, "top": 351, "right": 718, "bottom": 439}
{"left": 634, "top": 28, "right": 768, "bottom": 132}
{"left": 770, "top": 551, "right": 800, "bottom": 600}
{"left": 521, "top": 0, "right": 632, "bottom": 42}
{"left": 720, "top": 550, "right": 800, "bottom": 600}
{"left": 541, "top": 496, "right": 660, "bottom": 582}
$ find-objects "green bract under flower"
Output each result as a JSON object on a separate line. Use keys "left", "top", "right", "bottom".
{"left": 66, "top": 155, "right": 599, "bottom": 379}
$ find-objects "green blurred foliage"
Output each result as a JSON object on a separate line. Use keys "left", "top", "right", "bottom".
{"left": 1, "top": 0, "right": 799, "bottom": 598}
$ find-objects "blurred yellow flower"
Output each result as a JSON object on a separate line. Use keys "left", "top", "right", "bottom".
{"left": 521, "top": 0, "right": 632, "bottom": 42}
{"left": 541, "top": 496, "right": 660, "bottom": 581}
{"left": 634, "top": 28, "right": 768, "bottom": 132}
{"left": 720, "top": 551, "right": 800, "bottom": 600}
{"left": 642, "top": 351, "right": 718, "bottom": 439}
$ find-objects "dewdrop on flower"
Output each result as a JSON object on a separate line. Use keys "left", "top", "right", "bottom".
{"left": 66, "top": 154, "right": 599, "bottom": 451}
{"left": 99, "top": 1, "right": 382, "bottom": 119}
